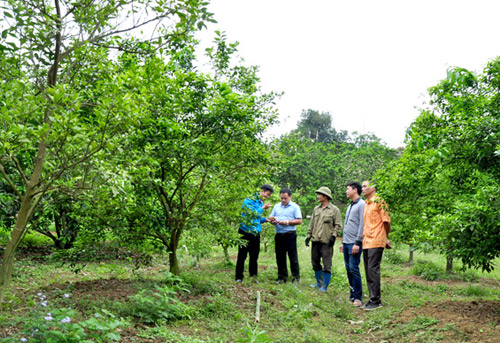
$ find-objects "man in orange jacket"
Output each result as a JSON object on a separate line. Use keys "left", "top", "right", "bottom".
{"left": 361, "top": 180, "right": 390, "bottom": 310}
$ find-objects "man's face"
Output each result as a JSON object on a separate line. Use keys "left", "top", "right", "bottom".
{"left": 316, "top": 193, "right": 327, "bottom": 202}
{"left": 280, "top": 192, "right": 291, "bottom": 206}
{"left": 346, "top": 186, "right": 356, "bottom": 200}
{"left": 362, "top": 181, "right": 373, "bottom": 197}
{"left": 260, "top": 189, "right": 272, "bottom": 199}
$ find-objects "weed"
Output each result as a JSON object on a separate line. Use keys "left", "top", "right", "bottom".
{"left": 412, "top": 315, "right": 438, "bottom": 327}
{"left": 237, "top": 323, "right": 272, "bottom": 343}
{"left": 454, "top": 270, "right": 479, "bottom": 282}
{"left": 4, "top": 292, "right": 126, "bottom": 343}
{"left": 284, "top": 301, "right": 314, "bottom": 321}
{"left": 196, "top": 295, "right": 235, "bottom": 318}
{"left": 435, "top": 284, "right": 448, "bottom": 293}
{"left": 124, "top": 285, "right": 192, "bottom": 324}
{"left": 136, "top": 326, "right": 207, "bottom": 342}
{"left": 411, "top": 260, "right": 443, "bottom": 281}
{"left": 182, "top": 271, "right": 222, "bottom": 295}
{"left": 385, "top": 249, "right": 407, "bottom": 265}
{"left": 454, "top": 285, "right": 490, "bottom": 297}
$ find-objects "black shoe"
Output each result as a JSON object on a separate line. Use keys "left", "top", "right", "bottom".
{"left": 363, "top": 301, "right": 382, "bottom": 311}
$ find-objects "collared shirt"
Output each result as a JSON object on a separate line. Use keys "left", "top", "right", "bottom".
{"left": 342, "top": 197, "right": 366, "bottom": 245}
{"left": 270, "top": 201, "right": 302, "bottom": 233}
{"left": 363, "top": 196, "right": 390, "bottom": 249}
{"left": 307, "top": 202, "right": 342, "bottom": 243}
{"left": 240, "top": 193, "right": 267, "bottom": 235}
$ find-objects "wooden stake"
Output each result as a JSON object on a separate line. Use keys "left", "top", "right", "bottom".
{"left": 255, "top": 291, "right": 261, "bottom": 323}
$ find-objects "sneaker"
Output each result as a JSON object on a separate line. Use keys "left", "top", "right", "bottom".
{"left": 363, "top": 301, "right": 382, "bottom": 311}
{"left": 275, "top": 279, "right": 286, "bottom": 284}
{"left": 235, "top": 279, "right": 242, "bottom": 283}
{"left": 251, "top": 276, "right": 259, "bottom": 284}
{"left": 292, "top": 278, "right": 300, "bottom": 285}
{"left": 353, "top": 299, "right": 363, "bottom": 307}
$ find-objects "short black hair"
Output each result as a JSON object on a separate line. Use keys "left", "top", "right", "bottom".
{"left": 347, "top": 181, "right": 362, "bottom": 195}
{"left": 279, "top": 188, "right": 292, "bottom": 196}
{"left": 261, "top": 184, "right": 274, "bottom": 194}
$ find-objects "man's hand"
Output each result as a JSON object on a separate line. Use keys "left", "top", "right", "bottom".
{"left": 266, "top": 216, "right": 277, "bottom": 225}
{"left": 263, "top": 203, "right": 272, "bottom": 210}
{"left": 328, "top": 236, "right": 336, "bottom": 247}
{"left": 352, "top": 244, "right": 360, "bottom": 255}
{"left": 339, "top": 244, "right": 343, "bottom": 253}
{"left": 305, "top": 237, "right": 311, "bottom": 247}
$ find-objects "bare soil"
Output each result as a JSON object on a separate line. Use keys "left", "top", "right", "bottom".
{"left": 392, "top": 299, "right": 500, "bottom": 343}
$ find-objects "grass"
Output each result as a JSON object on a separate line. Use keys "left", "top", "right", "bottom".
{"left": 0, "top": 238, "right": 499, "bottom": 342}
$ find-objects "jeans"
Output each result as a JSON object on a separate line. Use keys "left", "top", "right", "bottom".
{"left": 363, "top": 247, "right": 384, "bottom": 304}
{"left": 235, "top": 229, "right": 260, "bottom": 280}
{"left": 343, "top": 243, "right": 363, "bottom": 301}
{"left": 275, "top": 231, "right": 300, "bottom": 281}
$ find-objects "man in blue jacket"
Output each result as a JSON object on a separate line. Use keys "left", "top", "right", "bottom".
{"left": 235, "top": 184, "right": 274, "bottom": 283}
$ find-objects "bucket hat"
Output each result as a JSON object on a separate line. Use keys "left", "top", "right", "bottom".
{"left": 315, "top": 186, "right": 332, "bottom": 200}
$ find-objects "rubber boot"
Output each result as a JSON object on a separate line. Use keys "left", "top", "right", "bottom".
{"left": 309, "top": 270, "right": 323, "bottom": 289}
{"left": 318, "top": 272, "right": 331, "bottom": 292}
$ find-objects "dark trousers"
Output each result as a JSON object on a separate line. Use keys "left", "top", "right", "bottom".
{"left": 363, "top": 247, "right": 384, "bottom": 304}
{"left": 311, "top": 241, "right": 333, "bottom": 273}
{"left": 275, "top": 231, "right": 300, "bottom": 281}
{"left": 235, "top": 229, "right": 260, "bottom": 280}
{"left": 343, "top": 243, "right": 363, "bottom": 301}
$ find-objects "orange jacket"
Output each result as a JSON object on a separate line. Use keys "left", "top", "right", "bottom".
{"left": 363, "top": 196, "right": 390, "bottom": 249}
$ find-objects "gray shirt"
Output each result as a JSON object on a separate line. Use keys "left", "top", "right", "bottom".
{"left": 342, "top": 198, "right": 366, "bottom": 245}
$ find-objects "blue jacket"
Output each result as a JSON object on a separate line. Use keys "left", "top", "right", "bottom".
{"left": 240, "top": 193, "right": 267, "bottom": 235}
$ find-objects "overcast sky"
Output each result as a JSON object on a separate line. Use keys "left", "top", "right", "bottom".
{"left": 196, "top": 0, "right": 500, "bottom": 148}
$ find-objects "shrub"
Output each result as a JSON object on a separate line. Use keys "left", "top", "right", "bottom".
{"left": 19, "top": 232, "right": 53, "bottom": 247}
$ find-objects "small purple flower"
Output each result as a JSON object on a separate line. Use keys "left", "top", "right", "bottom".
{"left": 60, "top": 316, "right": 71, "bottom": 323}
{"left": 20, "top": 338, "right": 28, "bottom": 342}
{"left": 44, "top": 313, "right": 53, "bottom": 321}
{"left": 64, "top": 294, "right": 70, "bottom": 298}
{"left": 41, "top": 301, "right": 47, "bottom": 307}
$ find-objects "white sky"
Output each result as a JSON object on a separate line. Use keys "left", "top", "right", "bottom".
{"left": 196, "top": 0, "right": 500, "bottom": 148}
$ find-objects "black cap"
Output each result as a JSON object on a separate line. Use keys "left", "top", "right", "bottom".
{"left": 261, "top": 184, "right": 274, "bottom": 194}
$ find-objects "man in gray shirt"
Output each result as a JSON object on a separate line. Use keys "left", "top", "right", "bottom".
{"left": 339, "top": 181, "right": 366, "bottom": 307}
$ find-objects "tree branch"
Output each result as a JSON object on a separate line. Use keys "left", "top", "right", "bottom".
{"left": 0, "top": 163, "right": 23, "bottom": 200}
{"left": 186, "top": 174, "right": 208, "bottom": 212}
{"left": 10, "top": 155, "right": 28, "bottom": 185}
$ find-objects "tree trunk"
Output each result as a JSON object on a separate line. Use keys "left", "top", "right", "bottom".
{"left": 1, "top": 20, "right": 57, "bottom": 289}
{"left": 168, "top": 249, "right": 180, "bottom": 275}
{"left": 0, "top": 127, "right": 49, "bottom": 290}
{"left": 408, "top": 245, "right": 414, "bottom": 265}
{"left": 446, "top": 256, "right": 453, "bottom": 273}
{"left": 223, "top": 245, "right": 230, "bottom": 263}
{"left": 0, "top": 191, "right": 34, "bottom": 288}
